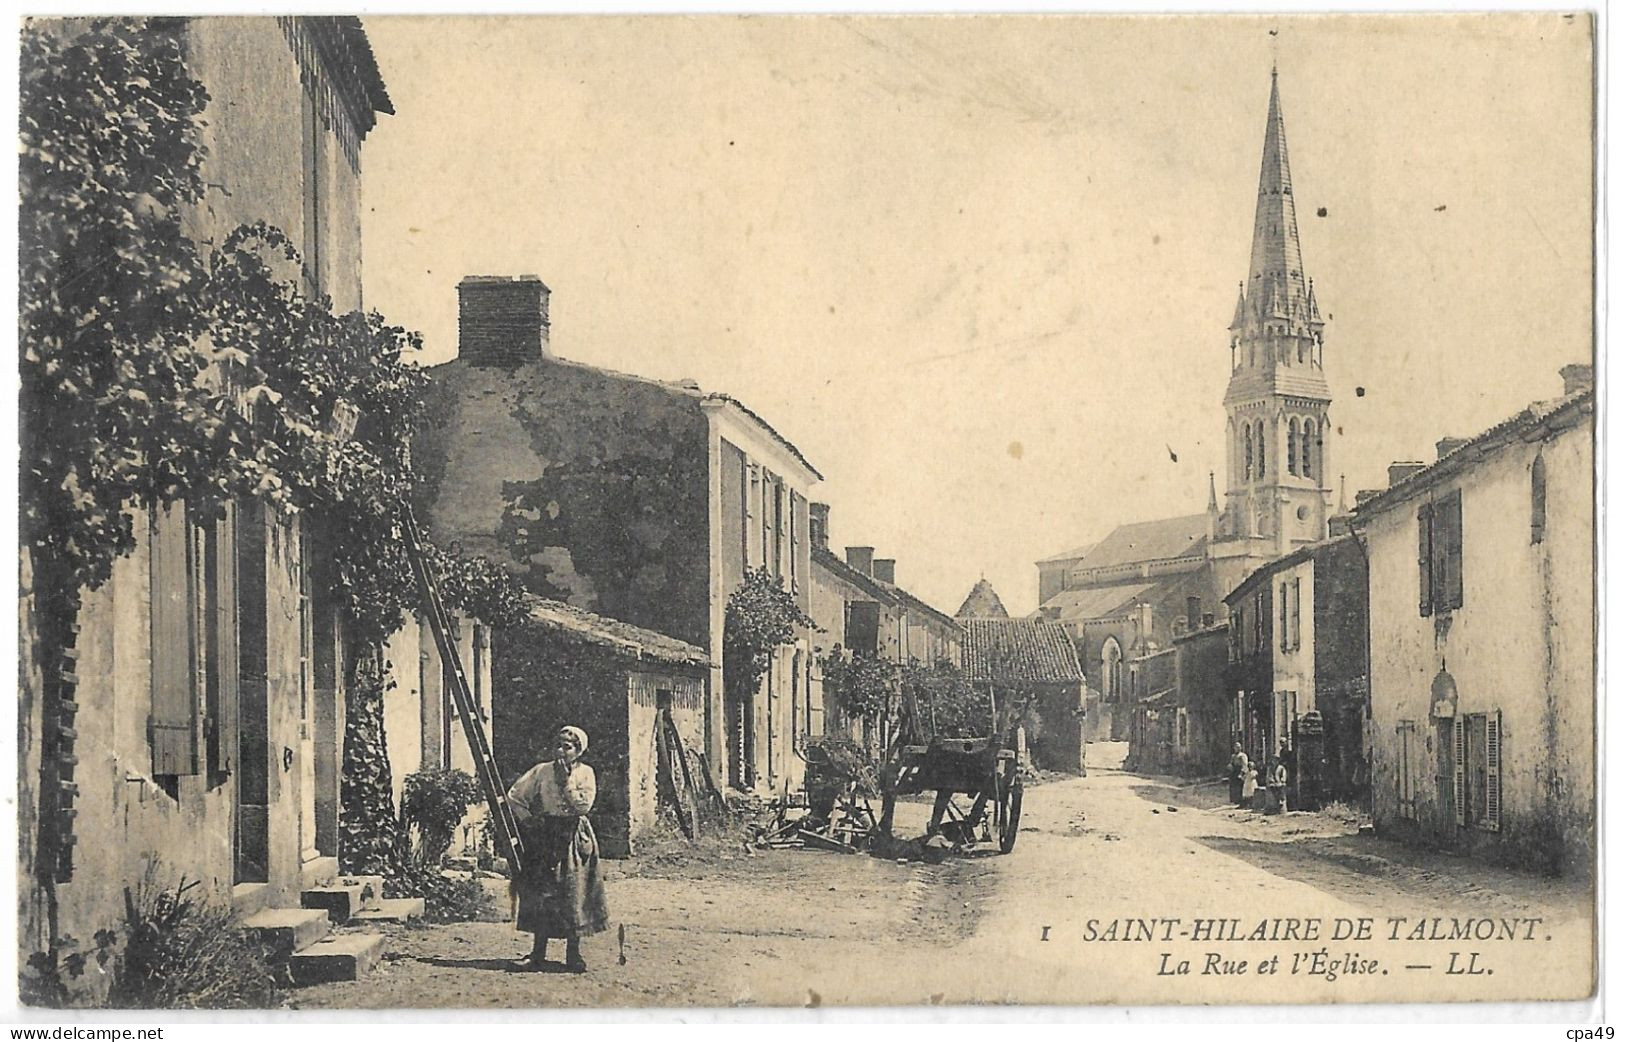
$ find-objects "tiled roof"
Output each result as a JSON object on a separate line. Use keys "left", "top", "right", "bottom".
{"left": 703, "top": 393, "right": 823, "bottom": 482}
{"left": 1036, "top": 541, "right": 1098, "bottom": 566}
{"left": 309, "top": 18, "right": 394, "bottom": 127}
{"left": 811, "top": 546, "right": 898, "bottom": 605}
{"left": 1054, "top": 514, "right": 1210, "bottom": 573}
{"left": 1035, "top": 581, "right": 1158, "bottom": 623}
{"left": 882, "top": 582, "right": 963, "bottom": 632}
{"left": 955, "top": 578, "right": 1010, "bottom": 619}
{"left": 525, "top": 596, "right": 709, "bottom": 668}
{"left": 1353, "top": 387, "right": 1593, "bottom": 518}
{"left": 962, "top": 619, "right": 1085, "bottom": 685}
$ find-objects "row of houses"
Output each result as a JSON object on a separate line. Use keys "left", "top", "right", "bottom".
{"left": 19, "top": 17, "right": 1093, "bottom": 986}
{"left": 1113, "top": 365, "right": 1594, "bottom": 878}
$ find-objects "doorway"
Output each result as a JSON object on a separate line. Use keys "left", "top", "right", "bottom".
{"left": 234, "top": 505, "right": 270, "bottom": 884}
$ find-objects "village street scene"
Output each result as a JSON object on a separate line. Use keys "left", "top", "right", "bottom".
{"left": 16, "top": 14, "right": 1597, "bottom": 1013}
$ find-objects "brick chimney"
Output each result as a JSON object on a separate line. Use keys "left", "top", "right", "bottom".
{"left": 1435, "top": 437, "right": 1469, "bottom": 460}
{"left": 458, "top": 275, "right": 550, "bottom": 367}
{"left": 845, "top": 546, "right": 874, "bottom": 577}
{"left": 1561, "top": 363, "right": 1594, "bottom": 396}
{"left": 1388, "top": 461, "right": 1426, "bottom": 487}
{"left": 872, "top": 559, "right": 896, "bottom": 584}
{"left": 809, "top": 502, "right": 830, "bottom": 551}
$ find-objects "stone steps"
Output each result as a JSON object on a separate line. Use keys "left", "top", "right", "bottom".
{"left": 349, "top": 896, "right": 425, "bottom": 923}
{"left": 288, "top": 933, "right": 386, "bottom": 986}
{"left": 238, "top": 862, "right": 393, "bottom": 984}
{"left": 242, "top": 907, "right": 332, "bottom": 962}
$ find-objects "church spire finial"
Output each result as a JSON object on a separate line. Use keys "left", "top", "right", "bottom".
{"left": 1248, "top": 67, "right": 1305, "bottom": 307}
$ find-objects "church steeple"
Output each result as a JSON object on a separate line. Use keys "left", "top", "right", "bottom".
{"left": 1246, "top": 67, "right": 1308, "bottom": 315}
{"left": 1216, "top": 66, "right": 1334, "bottom": 569}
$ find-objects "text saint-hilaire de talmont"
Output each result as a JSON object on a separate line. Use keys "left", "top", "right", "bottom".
{"left": 1079, "top": 917, "right": 1546, "bottom": 944}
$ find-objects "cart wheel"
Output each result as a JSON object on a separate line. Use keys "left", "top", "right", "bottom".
{"left": 998, "top": 778, "right": 1023, "bottom": 854}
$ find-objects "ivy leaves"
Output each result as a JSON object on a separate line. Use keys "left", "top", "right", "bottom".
{"left": 723, "top": 567, "right": 816, "bottom": 699}
{"left": 20, "top": 18, "right": 215, "bottom": 595}
{"left": 20, "top": 19, "right": 527, "bottom": 641}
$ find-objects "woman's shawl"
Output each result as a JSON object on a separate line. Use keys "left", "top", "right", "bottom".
{"left": 507, "top": 760, "right": 596, "bottom": 820}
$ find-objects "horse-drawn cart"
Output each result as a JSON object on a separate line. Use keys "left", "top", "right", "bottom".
{"left": 878, "top": 733, "right": 1024, "bottom": 853}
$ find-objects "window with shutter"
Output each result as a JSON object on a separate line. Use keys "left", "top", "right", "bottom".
{"left": 1440, "top": 490, "right": 1464, "bottom": 610}
{"left": 1485, "top": 711, "right": 1502, "bottom": 831}
{"left": 1417, "top": 502, "right": 1434, "bottom": 616}
{"left": 1291, "top": 577, "right": 1302, "bottom": 649}
{"left": 150, "top": 502, "right": 201, "bottom": 778}
{"left": 1452, "top": 715, "right": 1466, "bottom": 828}
{"left": 1278, "top": 583, "right": 1288, "bottom": 651}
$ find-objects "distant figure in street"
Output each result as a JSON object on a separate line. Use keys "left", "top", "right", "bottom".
{"left": 1266, "top": 758, "right": 1289, "bottom": 815}
{"left": 1228, "top": 744, "right": 1249, "bottom": 806}
{"left": 1240, "top": 759, "right": 1258, "bottom": 807}
{"left": 507, "top": 725, "right": 609, "bottom": 972}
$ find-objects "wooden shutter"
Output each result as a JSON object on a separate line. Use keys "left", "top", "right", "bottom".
{"left": 1417, "top": 502, "right": 1434, "bottom": 616}
{"left": 150, "top": 502, "right": 200, "bottom": 776}
{"left": 1485, "top": 711, "right": 1501, "bottom": 831}
{"left": 1440, "top": 491, "right": 1464, "bottom": 610}
{"left": 1452, "top": 716, "right": 1466, "bottom": 827}
{"left": 1279, "top": 583, "right": 1288, "bottom": 651}
{"left": 205, "top": 503, "right": 240, "bottom": 780}
{"left": 1291, "top": 578, "right": 1301, "bottom": 649}
{"left": 1397, "top": 721, "right": 1415, "bottom": 818}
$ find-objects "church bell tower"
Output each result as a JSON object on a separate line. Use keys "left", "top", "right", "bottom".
{"left": 1211, "top": 68, "right": 1334, "bottom": 593}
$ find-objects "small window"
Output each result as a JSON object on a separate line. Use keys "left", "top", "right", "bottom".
{"left": 1302, "top": 420, "right": 1317, "bottom": 479}
{"left": 1287, "top": 418, "right": 1299, "bottom": 475}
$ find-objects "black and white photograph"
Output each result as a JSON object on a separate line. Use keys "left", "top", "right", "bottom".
{"left": 13, "top": 11, "right": 1599, "bottom": 1013}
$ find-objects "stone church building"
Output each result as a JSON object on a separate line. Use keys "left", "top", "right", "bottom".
{"left": 1034, "top": 69, "right": 1337, "bottom": 741}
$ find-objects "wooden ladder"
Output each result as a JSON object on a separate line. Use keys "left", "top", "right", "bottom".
{"left": 401, "top": 508, "right": 525, "bottom": 878}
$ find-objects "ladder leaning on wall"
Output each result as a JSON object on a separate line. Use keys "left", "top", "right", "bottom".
{"left": 401, "top": 506, "right": 525, "bottom": 879}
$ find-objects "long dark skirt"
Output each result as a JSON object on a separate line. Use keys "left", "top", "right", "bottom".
{"left": 514, "top": 815, "right": 609, "bottom": 939}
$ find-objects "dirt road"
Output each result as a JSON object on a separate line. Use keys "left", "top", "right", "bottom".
{"left": 292, "top": 744, "right": 1593, "bottom": 1009}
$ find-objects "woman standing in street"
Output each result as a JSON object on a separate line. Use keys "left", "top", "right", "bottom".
{"left": 506, "top": 726, "right": 609, "bottom": 972}
{"left": 1228, "top": 743, "right": 1249, "bottom": 806}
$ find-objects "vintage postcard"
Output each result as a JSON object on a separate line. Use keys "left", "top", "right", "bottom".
{"left": 15, "top": 12, "right": 1597, "bottom": 1012}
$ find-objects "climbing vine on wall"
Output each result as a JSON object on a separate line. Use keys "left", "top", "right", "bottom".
{"left": 722, "top": 567, "right": 816, "bottom": 704}
{"left": 19, "top": 18, "right": 529, "bottom": 931}
{"left": 337, "top": 651, "right": 403, "bottom": 877}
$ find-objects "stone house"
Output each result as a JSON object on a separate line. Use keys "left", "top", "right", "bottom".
{"left": 19, "top": 16, "right": 397, "bottom": 965}
{"left": 1124, "top": 647, "right": 1178, "bottom": 773}
{"left": 1124, "top": 623, "right": 1233, "bottom": 779}
{"left": 1168, "top": 622, "right": 1233, "bottom": 778}
{"left": 959, "top": 618, "right": 1087, "bottom": 773}
{"left": 807, "top": 506, "right": 964, "bottom": 750}
{"left": 415, "top": 276, "right": 821, "bottom": 796}
{"left": 1220, "top": 533, "right": 1368, "bottom": 809}
{"left": 491, "top": 598, "right": 709, "bottom": 858}
{"left": 1352, "top": 368, "right": 1594, "bottom": 876}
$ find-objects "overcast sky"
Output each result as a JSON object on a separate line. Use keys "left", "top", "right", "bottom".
{"left": 359, "top": 14, "right": 1593, "bottom": 618}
